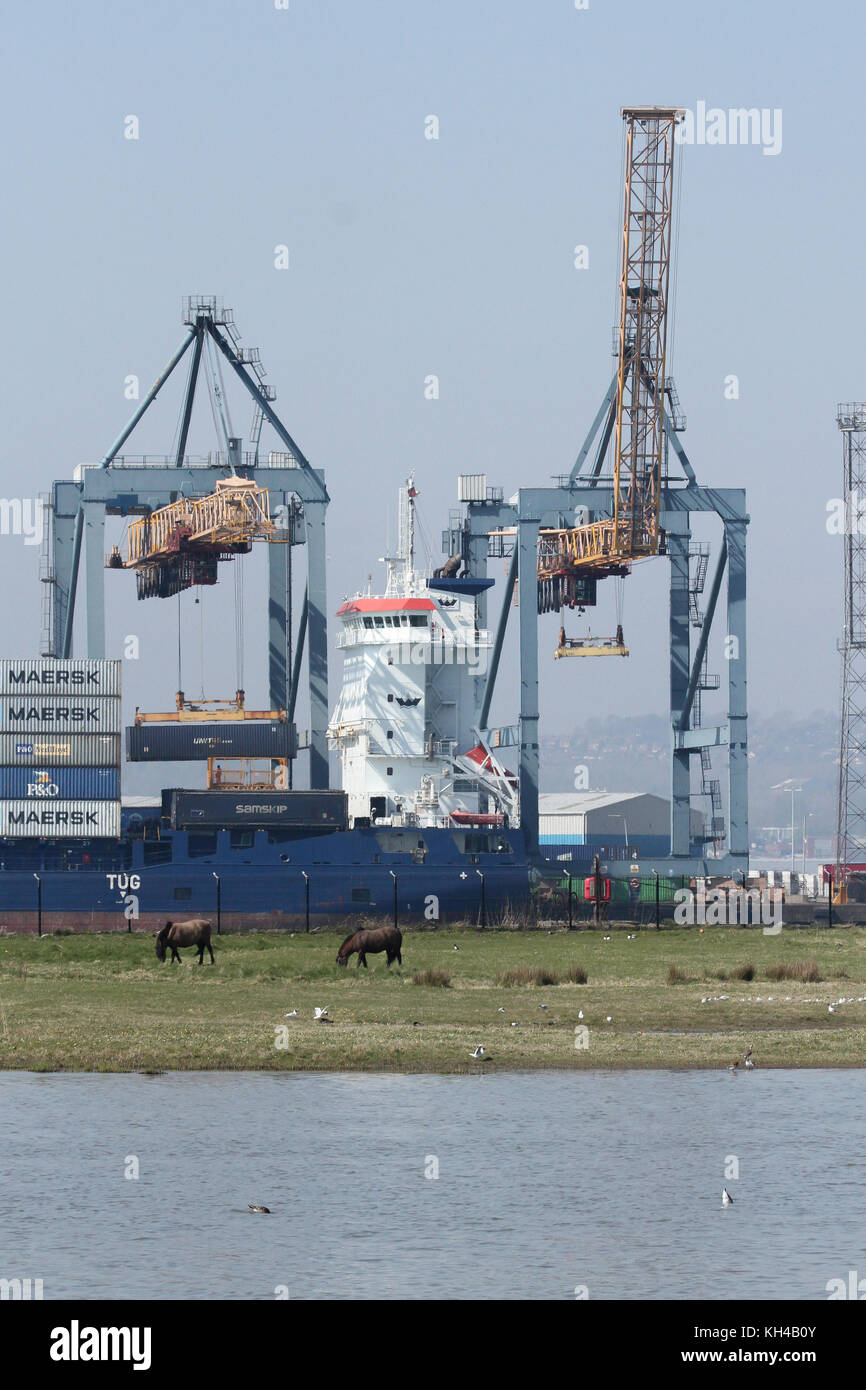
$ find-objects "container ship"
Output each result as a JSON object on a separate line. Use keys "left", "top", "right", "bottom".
{"left": 0, "top": 477, "right": 530, "bottom": 931}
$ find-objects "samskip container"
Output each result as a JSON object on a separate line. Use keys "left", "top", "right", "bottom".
{"left": 170, "top": 788, "right": 347, "bottom": 829}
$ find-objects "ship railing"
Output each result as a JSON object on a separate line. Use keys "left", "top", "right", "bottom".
{"left": 336, "top": 628, "right": 491, "bottom": 650}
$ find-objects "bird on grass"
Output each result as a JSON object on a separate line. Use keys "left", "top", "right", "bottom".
{"left": 249, "top": 1204, "right": 271, "bottom": 1214}
{"left": 722, "top": 1189, "right": 733, "bottom": 1207}
{"left": 470, "top": 1046, "right": 487, "bottom": 1060}
{"left": 578, "top": 1010, "right": 584, "bottom": 1020}
{"left": 743, "top": 1046, "right": 752, "bottom": 1059}
{"left": 284, "top": 1010, "right": 298, "bottom": 1018}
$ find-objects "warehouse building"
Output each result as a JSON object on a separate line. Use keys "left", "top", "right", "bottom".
{"left": 539, "top": 791, "right": 706, "bottom": 860}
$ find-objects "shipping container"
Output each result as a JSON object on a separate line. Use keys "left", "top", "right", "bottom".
{"left": 0, "top": 799, "right": 121, "bottom": 838}
{"left": 0, "top": 734, "right": 121, "bottom": 766}
{"left": 457, "top": 473, "right": 487, "bottom": 502}
{"left": 0, "top": 767, "right": 120, "bottom": 800}
{"left": 0, "top": 697, "right": 122, "bottom": 734}
{"left": 0, "top": 659, "right": 121, "bottom": 697}
{"left": 126, "top": 722, "right": 296, "bottom": 761}
{"left": 170, "top": 788, "right": 347, "bottom": 829}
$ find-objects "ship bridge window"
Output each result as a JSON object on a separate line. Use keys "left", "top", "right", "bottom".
{"left": 409, "top": 615, "right": 427, "bottom": 627}
{"left": 363, "top": 617, "right": 374, "bottom": 628}
{"left": 374, "top": 616, "right": 384, "bottom": 627}
{"left": 230, "top": 830, "right": 254, "bottom": 850}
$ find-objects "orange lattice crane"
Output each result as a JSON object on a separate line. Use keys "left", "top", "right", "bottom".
{"left": 539, "top": 106, "right": 683, "bottom": 650}
{"left": 107, "top": 475, "right": 285, "bottom": 599}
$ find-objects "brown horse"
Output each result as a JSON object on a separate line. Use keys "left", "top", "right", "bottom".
{"left": 336, "top": 925, "right": 402, "bottom": 969}
{"left": 156, "top": 919, "right": 215, "bottom": 965}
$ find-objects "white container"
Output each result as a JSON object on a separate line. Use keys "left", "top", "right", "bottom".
{"left": 457, "top": 474, "right": 487, "bottom": 502}
{"left": 0, "top": 799, "right": 121, "bottom": 838}
{"left": 0, "top": 659, "right": 121, "bottom": 696}
{"left": 0, "top": 734, "right": 121, "bottom": 766}
{"left": 0, "top": 696, "right": 122, "bottom": 735}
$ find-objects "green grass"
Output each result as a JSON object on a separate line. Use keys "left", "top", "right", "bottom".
{"left": 0, "top": 924, "right": 865, "bottom": 1072}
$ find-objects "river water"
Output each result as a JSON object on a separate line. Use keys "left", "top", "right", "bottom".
{"left": 2, "top": 1069, "right": 862, "bottom": 1300}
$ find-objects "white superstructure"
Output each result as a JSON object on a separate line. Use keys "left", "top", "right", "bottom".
{"left": 328, "top": 478, "right": 516, "bottom": 828}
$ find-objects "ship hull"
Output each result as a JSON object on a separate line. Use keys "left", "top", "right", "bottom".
{"left": 0, "top": 826, "right": 531, "bottom": 930}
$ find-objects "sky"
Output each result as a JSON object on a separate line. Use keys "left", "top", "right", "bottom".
{"left": 0, "top": 0, "right": 860, "bottom": 778}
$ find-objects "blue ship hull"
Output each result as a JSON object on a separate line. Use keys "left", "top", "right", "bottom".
{"left": 0, "top": 825, "right": 531, "bottom": 930}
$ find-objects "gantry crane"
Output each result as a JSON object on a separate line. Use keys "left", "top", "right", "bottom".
{"left": 539, "top": 107, "right": 682, "bottom": 652}
{"left": 107, "top": 474, "right": 284, "bottom": 599}
{"left": 450, "top": 104, "right": 749, "bottom": 873}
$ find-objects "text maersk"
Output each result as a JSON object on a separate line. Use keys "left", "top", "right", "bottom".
{"left": 2, "top": 705, "right": 108, "bottom": 725}
{"left": 0, "top": 801, "right": 121, "bottom": 836}
{"left": 0, "top": 699, "right": 122, "bottom": 733}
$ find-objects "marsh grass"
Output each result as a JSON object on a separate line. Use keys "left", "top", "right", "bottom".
{"left": 412, "top": 969, "right": 451, "bottom": 988}
{"left": 2, "top": 927, "right": 866, "bottom": 1072}
{"left": 765, "top": 961, "right": 822, "bottom": 983}
{"left": 497, "top": 966, "right": 559, "bottom": 987}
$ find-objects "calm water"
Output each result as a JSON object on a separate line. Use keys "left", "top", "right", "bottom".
{"left": 2, "top": 1069, "right": 863, "bottom": 1300}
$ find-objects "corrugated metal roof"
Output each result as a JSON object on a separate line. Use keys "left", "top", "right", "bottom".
{"left": 539, "top": 791, "right": 658, "bottom": 814}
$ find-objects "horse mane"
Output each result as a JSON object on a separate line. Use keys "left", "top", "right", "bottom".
{"left": 156, "top": 921, "right": 172, "bottom": 943}
{"left": 338, "top": 929, "right": 359, "bottom": 951}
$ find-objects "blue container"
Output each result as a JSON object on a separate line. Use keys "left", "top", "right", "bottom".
{"left": 0, "top": 766, "right": 120, "bottom": 800}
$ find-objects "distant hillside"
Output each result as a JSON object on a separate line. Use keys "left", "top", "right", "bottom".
{"left": 540, "top": 711, "right": 838, "bottom": 838}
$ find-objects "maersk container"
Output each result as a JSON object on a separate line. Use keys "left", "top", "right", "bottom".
{"left": 126, "top": 722, "right": 296, "bottom": 761}
{"left": 0, "top": 767, "right": 120, "bottom": 800}
{"left": 0, "top": 659, "right": 121, "bottom": 697}
{"left": 0, "top": 799, "right": 121, "bottom": 838}
{"left": 170, "top": 788, "right": 347, "bottom": 829}
{"left": 0, "top": 697, "right": 122, "bottom": 734}
{"left": 0, "top": 734, "right": 121, "bottom": 766}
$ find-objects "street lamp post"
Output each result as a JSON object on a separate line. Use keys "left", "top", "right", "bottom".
{"left": 610, "top": 814, "right": 629, "bottom": 857}
{"left": 564, "top": 869, "right": 573, "bottom": 930}
{"left": 652, "top": 869, "right": 659, "bottom": 931}
{"left": 212, "top": 872, "right": 221, "bottom": 935}
{"left": 476, "top": 869, "right": 486, "bottom": 928}
{"left": 301, "top": 871, "right": 310, "bottom": 933}
{"left": 389, "top": 870, "right": 398, "bottom": 931}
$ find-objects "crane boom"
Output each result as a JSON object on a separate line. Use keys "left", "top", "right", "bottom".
{"left": 536, "top": 105, "right": 683, "bottom": 615}
{"left": 613, "top": 106, "right": 682, "bottom": 559}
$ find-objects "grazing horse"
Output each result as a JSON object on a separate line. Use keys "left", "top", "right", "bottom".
{"left": 336, "top": 925, "right": 402, "bottom": 969}
{"left": 155, "top": 918, "right": 215, "bottom": 965}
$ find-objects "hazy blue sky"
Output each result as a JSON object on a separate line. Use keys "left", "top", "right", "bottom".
{"left": 0, "top": 0, "right": 859, "bottom": 767}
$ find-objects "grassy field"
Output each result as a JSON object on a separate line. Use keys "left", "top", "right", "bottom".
{"left": 0, "top": 924, "right": 865, "bottom": 1072}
